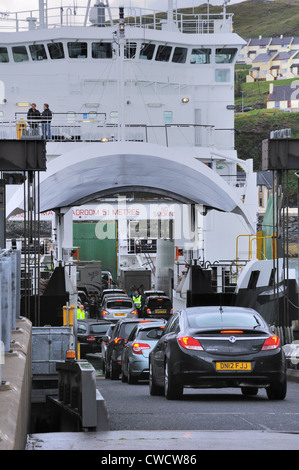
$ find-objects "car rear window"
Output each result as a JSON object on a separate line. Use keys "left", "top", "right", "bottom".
{"left": 147, "top": 298, "right": 171, "bottom": 309}
{"left": 137, "top": 327, "right": 164, "bottom": 340}
{"left": 119, "top": 322, "right": 140, "bottom": 338}
{"left": 107, "top": 300, "right": 133, "bottom": 309}
{"left": 90, "top": 324, "right": 111, "bottom": 334}
{"left": 187, "top": 311, "right": 264, "bottom": 329}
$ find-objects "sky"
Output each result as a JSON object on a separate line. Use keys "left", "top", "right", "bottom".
{"left": 0, "top": 0, "right": 246, "bottom": 14}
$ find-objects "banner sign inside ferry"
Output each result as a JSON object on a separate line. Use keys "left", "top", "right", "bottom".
{"left": 8, "top": 202, "right": 179, "bottom": 221}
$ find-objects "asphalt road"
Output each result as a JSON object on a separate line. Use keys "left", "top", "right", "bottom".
{"left": 97, "top": 374, "right": 299, "bottom": 433}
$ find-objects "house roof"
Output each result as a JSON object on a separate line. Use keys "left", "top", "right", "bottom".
{"left": 257, "top": 171, "right": 273, "bottom": 189}
{"left": 270, "top": 36, "right": 292, "bottom": 46}
{"left": 273, "top": 51, "right": 294, "bottom": 60}
{"left": 249, "top": 37, "right": 271, "bottom": 46}
{"left": 268, "top": 85, "right": 294, "bottom": 102}
{"left": 253, "top": 51, "right": 277, "bottom": 63}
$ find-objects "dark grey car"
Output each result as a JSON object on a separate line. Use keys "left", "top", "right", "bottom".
{"left": 149, "top": 306, "right": 287, "bottom": 400}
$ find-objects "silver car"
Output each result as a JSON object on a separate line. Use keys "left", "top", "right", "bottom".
{"left": 121, "top": 322, "right": 166, "bottom": 384}
{"left": 101, "top": 297, "right": 138, "bottom": 321}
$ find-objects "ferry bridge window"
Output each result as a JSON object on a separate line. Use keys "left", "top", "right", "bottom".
{"left": 92, "top": 42, "right": 112, "bottom": 58}
{"left": 67, "top": 42, "right": 88, "bottom": 58}
{"left": 12, "top": 46, "right": 29, "bottom": 63}
{"left": 125, "top": 42, "right": 137, "bottom": 59}
{"left": 29, "top": 44, "right": 47, "bottom": 61}
{"left": 0, "top": 47, "right": 9, "bottom": 63}
{"left": 139, "top": 43, "right": 155, "bottom": 60}
{"left": 172, "top": 47, "right": 187, "bottom": 63}
{"left": 47, "top": 42, "right": 65, "bottom": 59}
{"left": 155, "top": 45, "right": 172, "bottom": 62}
{"left": 190, "top": 48, "right": 211, "bottom": 64}
{"left": 215, "top": 48, "right": 238, "bottom": 63}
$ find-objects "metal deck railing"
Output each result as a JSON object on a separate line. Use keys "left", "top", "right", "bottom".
{"left": 0, "top": 116, "right": 236, "bottom": 151}
{"left": 0, "top": 5, "right": 233, "bottom": 34}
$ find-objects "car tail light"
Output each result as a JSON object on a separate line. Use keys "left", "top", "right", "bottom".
{"left": 177, "top": 336, "right": 204, "bottom": 351}
{"left": 146, "top": 308, "right": 151, "bottom": 314}
{"left": 86, "top": 335, "right": 96, "bottom": 342}
{"left": 132, "top": 342, "right": 151, "bottom": 354}
{"left": 131, "top": 309, "right": 138, "bottom": 316}
{"left": 261, "top": 335, "right": 280, "bottom": 350}
{"left": 102, "top": 310, "right": 110, "bottom": 316}
{"left": 171, "top": 308, "right": 173, "bottom": 314}
{"left": 221, "top": 330, "right": 243, "bottom": 334}
{"left": 114, "top": 337, "right": 123, "bottom": 344}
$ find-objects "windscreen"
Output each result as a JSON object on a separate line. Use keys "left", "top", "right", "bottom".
{"left": 187, "top": 311, "right": 264, "bottom": 329}
{"left": 137, "top": 327, "right": 164, "bottom": 340}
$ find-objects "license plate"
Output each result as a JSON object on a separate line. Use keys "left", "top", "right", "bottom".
{"left": 114, "top": 313, "right": 126, "bottom": 317}
{"left": 155, "top": 310, "right": 166, "bottom": 314}
{"left": 216, "top": 362, "right": 252, "bottom": 371}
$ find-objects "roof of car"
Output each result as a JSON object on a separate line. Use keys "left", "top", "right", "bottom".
{"left": 136, "top": 321, "right": 167, "bottom": 330}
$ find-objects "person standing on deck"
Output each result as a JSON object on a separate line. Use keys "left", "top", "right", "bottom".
{"left": 41, "top": 103, "right": 52, "bottom": 140}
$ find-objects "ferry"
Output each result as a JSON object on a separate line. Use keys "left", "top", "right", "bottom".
{"left": 0, "top": 0, "right": 296, "bottom": 327}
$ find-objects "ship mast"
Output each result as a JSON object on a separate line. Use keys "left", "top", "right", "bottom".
{"left": 117, "top": 6, "right": 125, "bottom": 142}
{"left": 39, "top": 0, "right": 48, "bottom": 29}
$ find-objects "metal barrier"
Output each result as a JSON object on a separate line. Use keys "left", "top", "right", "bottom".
{"left": 0, "top": 249, "right": 21, "bottom": 385}
{"left": 49, "top": 356, "right": 109, "bottom": 431}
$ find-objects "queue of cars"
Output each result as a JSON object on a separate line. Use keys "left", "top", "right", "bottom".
{"left": 78, "top": 287, "right": 287, "bottom": 401}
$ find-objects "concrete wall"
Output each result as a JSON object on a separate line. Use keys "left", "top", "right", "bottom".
{"left": 0, "top": 317, "right": 32, "bottom": 450}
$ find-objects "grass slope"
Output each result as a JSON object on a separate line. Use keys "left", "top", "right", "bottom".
{"left": 181, "top": 0, "right": 299, "bottom": 38}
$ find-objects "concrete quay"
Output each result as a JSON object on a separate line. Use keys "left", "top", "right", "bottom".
{"left": 0, "top": 317, "right": 32, "bottom": 451}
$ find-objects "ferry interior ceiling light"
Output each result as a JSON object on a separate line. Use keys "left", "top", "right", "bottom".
{"left": 182, "top": 97, "right": 189, "bottom": 103}
{"left": 101, "top": 137, "right": 109, "bottom": 142}
{"left": 17, "top": 102, "right": 30, "bottom": 107}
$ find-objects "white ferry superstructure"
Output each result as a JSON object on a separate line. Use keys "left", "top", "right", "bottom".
{"left": 0, "top": 1, "right": 285, "bottom": 323}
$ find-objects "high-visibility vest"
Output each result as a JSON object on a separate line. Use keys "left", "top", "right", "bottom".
{"left": 77, "top": 308, "right": 85, "bottom": 319}
{"left": 132, "top": 295, "right": 142, "bottom": 308}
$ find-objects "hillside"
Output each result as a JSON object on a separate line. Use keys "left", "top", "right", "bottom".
{"left": 180, "top": 0, "right": 299, "bottom": 39}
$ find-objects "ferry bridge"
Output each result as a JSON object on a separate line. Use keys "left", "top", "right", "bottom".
{"left": 0, "top": 138, "right": 299, "bottom": 449}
